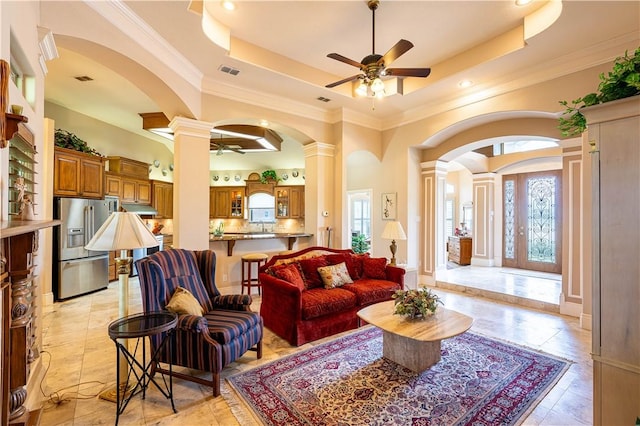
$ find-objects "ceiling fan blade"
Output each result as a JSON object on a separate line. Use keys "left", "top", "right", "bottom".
{"left": 326, "top": 74, "right": 362, "bottom": 88}
{"left": 377, "top": 39, "right": 414, "bottom": 66}
{"left": 327, "top": 53, "right": 364, "bottom": 69}
{"left": 228, "top": 146, "right": 246, "bottom": 155}
{"left": 385, "top": 67, "right": 431, "bottom": 78}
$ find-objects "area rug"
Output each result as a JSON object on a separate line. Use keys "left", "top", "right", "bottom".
{"left": 226, "top": 327, "right": 571, "bottom": 426}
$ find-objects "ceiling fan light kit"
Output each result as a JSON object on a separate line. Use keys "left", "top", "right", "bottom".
{"left": 326, "top": 0, "right": 431, "bottom": 99}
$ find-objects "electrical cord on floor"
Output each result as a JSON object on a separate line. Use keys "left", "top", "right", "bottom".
{"left": 39, "top": 350, "right": 108, "bottom": 410}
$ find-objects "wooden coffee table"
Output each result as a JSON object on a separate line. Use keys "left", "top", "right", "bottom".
{"left": 357, "top": 300, "right": 473, "bottom": 373}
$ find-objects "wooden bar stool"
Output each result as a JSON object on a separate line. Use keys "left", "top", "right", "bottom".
{"left": 241, "top": 253, "right": 268, "bottom": 295}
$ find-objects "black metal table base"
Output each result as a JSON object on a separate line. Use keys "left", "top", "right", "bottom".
{"left": 114, "top": 332, "right": 176, "bottom": 424}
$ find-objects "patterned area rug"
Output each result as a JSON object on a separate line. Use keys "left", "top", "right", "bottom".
{"left": 226, "top": 327, "right": 571, "bottom": 426}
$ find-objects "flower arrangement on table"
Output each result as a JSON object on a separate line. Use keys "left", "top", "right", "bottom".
{"left": 392, "top": 287, "right": 443, "bottom": 319}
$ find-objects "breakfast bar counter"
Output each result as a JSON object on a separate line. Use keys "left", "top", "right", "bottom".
{"left": 210, "top": 232, "right": 313, "bottom": 256}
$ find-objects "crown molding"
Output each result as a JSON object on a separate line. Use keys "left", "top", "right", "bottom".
{"left": 84, "top": 0, "right": 202, "bottom": 91}
{"left": 382, "top": 32, "right": 639, "bottom": 131}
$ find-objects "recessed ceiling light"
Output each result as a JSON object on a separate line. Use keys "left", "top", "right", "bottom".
{"left": 458, "top": 79, "right": 474, "bottom": 88}
{"left": 221, "top": 1, "right": 235, "bottom": 11}
{"left": 515, "top": 0, "right": 532, "bottom": 6}
{"left": 259, "top": 120, "right": 269, "bottom": 127}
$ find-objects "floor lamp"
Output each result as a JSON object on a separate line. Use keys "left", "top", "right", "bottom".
{"left": 381, "top": 221, "right": 407, "bottom": 266}
{"left": 85, "top": 212, "right": 159, "bottom": 402}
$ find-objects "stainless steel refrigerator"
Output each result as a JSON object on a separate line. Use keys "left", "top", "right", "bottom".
{"left": 53, "top": 197, "right": 118, "bottom": 300}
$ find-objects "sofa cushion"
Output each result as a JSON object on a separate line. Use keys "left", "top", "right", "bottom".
{"left": 348, "top": 253, "right": 369, "bottom": 280}
{"left": 274, "top": 263, "right": 305, "bottom": 290}
{"left": 362, "top": 257, "right": 388, "bottom": 279}
{"left": 342, "top": 278, "right": 402, "bottom": 305}
{"left": 299, "top": 257, "right": 329, "bottom": 289}
{"left": 318, "top": 262, "right": 353, "bottom": 289}
{"left": 301, "top": 288, "right": 358, "bottom": 320}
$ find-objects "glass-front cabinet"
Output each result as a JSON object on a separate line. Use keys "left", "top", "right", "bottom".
{"left": 8, "top": 134, "right": 37, "bottom": 217}
{"left": 230, "top": 189, "right": 244, "bottom": 217}
{"left": 275, "top": 188, "right": 289, "bottom": 218}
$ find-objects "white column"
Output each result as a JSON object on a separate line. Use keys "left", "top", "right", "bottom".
{"left": 303, "top": 142, "right": 335, "bottom": 247}
{"left": 169, "top": 117, "right": 212, "bottom": 250}
{"left": 420, "top": 161, "right": 448, "bottom": 284}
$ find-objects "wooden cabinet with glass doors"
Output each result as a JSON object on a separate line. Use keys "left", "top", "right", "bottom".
{"left": 210, "top": 187, "right": 245, "bottom": 218}
{"left": 275, "top": 186, "right": 304, "bottom": 219}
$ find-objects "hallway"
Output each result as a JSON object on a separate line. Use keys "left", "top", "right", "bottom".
{"left": 434, "top": 265, "right": 562, "bottom": 313}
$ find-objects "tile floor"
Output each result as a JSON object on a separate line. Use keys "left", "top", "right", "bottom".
{"left": 39, "top": 269, "right": 591, "bottom": 425}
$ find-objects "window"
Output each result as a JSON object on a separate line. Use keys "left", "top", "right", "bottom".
{"left": 348, "top": 190, "right": 372, "bottom": 253}
{"left": 445, "top": 198, "right": 455, "bottom": 237}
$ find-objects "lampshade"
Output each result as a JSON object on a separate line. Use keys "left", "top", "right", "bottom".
{"left": 85, "top": 212, "right": 158, "bottom": 251}
{"left": 381, "top": 221, "right": 407, "bottom": 241}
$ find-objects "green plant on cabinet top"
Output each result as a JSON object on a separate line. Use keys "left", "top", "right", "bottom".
{"left": 54, "top": 129, "right": 102, "bottom": 156}
{"left": 558, "top": 47, "right": 640, "bottom": 137}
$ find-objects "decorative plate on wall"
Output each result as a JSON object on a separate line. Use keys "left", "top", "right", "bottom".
{"left": 235, "top": 174, "right": 241, "bottom": 182}
{"left": 282, "top": 173, "right": 289, "bottom": 180}
{"left": 224, "top": 175, "right": 230, "bottom": 182}
{"left": 292, "top": 170, "right": 299, "bottom": 178}
{"left": 213, "top": 175, "right": 219, "bottom": 181}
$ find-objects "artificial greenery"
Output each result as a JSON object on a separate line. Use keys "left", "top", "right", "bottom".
{"left": 260, "top": 169, "right": 279, "bottom": 183}
{"left": 392, "top": 287, "right": 443, "bottom": 319}
{"left": 559, "top": 47, "right": 640, "bottom": 137}
{"left": 54, "top": 129, "right": 102, "bottom": 156}
{"left": 351, "top": 233, "right": 370, "bottom": 254}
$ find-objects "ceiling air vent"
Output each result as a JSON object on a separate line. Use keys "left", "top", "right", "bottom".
{"left": 218, "top": 65, "right": 240, "bottom": 76}
{"left": 74, "top": 75, "right": 93, "bottom": 82}
{"left": 316, "top": 96, "right": 331, "bottom": 103}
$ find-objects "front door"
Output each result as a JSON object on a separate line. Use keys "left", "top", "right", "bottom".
{"left": 502, "top": 171, "right": 562, "bottom": 273}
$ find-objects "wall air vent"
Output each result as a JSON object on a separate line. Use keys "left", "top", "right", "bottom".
{"left": 218, "top": 65, "right": 240, "bottom": 76}
{"left": 74, "top": 75, "right": 93, "bottom": 82}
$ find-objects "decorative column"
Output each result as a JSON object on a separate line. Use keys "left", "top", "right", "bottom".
{"left": 561, "top": 146, "right": 585, "bottom": 320}
{"left": 303, "top": 143, "right": 335, "bottom": 247}
{"left": 420, "top": 161, "right": 447, "bottom": 284}
{"left": 471, "top": 173, "right": 496, "bottom": 266}
{"left": 169, "top": 117, "right": 213, "bottom": 250}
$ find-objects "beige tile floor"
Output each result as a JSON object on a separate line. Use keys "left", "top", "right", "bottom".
{"left": 39, "top": 270, "right": 591, "bottom": 426}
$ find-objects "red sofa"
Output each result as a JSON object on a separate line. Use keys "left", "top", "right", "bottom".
{"left": 259, "top": 247, "right": 405, "bottom": 346}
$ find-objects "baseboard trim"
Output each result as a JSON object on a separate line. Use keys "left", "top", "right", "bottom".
{"left": 43, "top": 292, "right": 54, "bottom": 307}
{"left": 471, "top": 257, "right": 494, "bottom": 267}
{"left": 559, "top": 294, "right": 582, "bottom": 318}
{"left": 580, "top": 313, "right": 592, "bottom": 330}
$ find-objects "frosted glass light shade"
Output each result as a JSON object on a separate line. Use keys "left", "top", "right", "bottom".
{"left": 85, "top": 212, "right": 159, "bottom": 251}
{"left": 381, "top": 221, "right": 407, "bottom": 241}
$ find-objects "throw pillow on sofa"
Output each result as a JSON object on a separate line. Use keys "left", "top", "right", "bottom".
{"left": 317, "top": 262, "right": 354, "bottom": 289}
{"left": 362, "top": 257, "right": 388, "bottom": 280}
{"left": 299, "top": 257, "right": 329, "bottom": 289}
{"left": 166, "top": 287, "right": 204, "bottom": 316}
{"left": 274, "top": 263, "right": 306, "bottom": 290}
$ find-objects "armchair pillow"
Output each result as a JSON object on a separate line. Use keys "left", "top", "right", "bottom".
{"left": 318, "top": 262, "right": 354, "bottom": 289}
{"left": 166, "top": 287, "right": 204, "bottom": 316}
{"left": 362, "top": 257, "right": 388, "bottom": 280}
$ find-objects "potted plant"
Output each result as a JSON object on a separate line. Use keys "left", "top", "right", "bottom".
{"left": 54, "top": 129, "right": 102, "bottom": 156}
{"left": 558, "top": 47, "right": 640, "bottom": 137}
{"left": 392, "top": 287, "right": 443, "bottom": 319}
{"left": 260, "top": 169, "right": 279, "bottom": 183}
{"left": 351, "top": 233, "right": 370, "bottom": 254}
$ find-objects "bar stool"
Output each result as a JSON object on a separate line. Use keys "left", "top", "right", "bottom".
{"left": 241, "top": 253, "right": 268, "bottom": 295}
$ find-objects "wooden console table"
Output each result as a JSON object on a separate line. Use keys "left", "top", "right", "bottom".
{"left": 447, "top": 236, "right": 472, "bottom": 265}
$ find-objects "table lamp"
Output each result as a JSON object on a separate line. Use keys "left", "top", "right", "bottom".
{"left": 381, "top": 221, "right": 406, "bottom": 266}
{"left": 85, "top": 211, "right": 159, "bottom": 402}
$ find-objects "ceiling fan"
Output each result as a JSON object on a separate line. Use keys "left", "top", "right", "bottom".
{"left": 325, "top": 0, "right": 431, "bottom": 95}
{"left": 210, "top": 139, "right": 246, "bottom": 156}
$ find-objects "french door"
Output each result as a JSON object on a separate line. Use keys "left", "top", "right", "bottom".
{"left": 502, "top": 171, "right": 562, "bottom": 273}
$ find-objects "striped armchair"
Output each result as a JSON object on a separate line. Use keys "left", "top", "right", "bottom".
{"left": 135, "top": 249, "right": 263, "bottom": 396}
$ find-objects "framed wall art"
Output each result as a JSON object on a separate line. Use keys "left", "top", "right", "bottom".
{"left": 382, "top": 192, "right": 396, "bottom": 220}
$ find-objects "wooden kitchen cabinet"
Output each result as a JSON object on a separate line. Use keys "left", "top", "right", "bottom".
{"left": 210, "top": 187, "right": 244, "bottom": 218}
{"left": 152, "top": 181, "right": 173, "bottom": 218}
{"left": 54, "top": 146, "right": 105, "bottom": 198}
{"left": 105, "top": 172, "right": 121, "bottom": 196}
{"left": 448, "top": 236, "right": 472, "bottom": 265}
{"left": 121, "top": 177, "right": 151, "bottom": 204}
{"left": 276, "top": 186, "right": 304, "bottom": 219}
